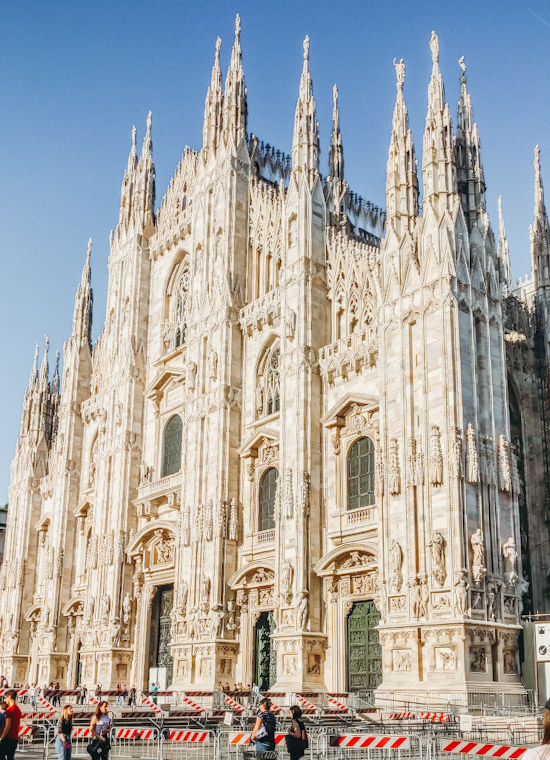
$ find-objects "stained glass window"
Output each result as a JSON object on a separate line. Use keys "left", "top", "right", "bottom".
{"left": 259, "top": 467, "right": 278, "bottom": 531}
{"left": 348, "top": 437, "right": 375, "bottom": 509}
{"left": 162, "top": 415, "right": 182, "bottom": 477}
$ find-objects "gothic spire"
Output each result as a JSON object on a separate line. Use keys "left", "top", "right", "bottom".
{"left": 28, "top": 343, "right": 39, "bottom": 388}
{"left": 51, "top": 350, "right": 60, "bottom": 395}
{"left": 422, "top": 31, "right": 456, "bottom": 215}
{"left": 386, "top": 58, "right": 418, "bottom": 238}
{"left": 118, "top": 125, "right": 139, "bottom": 230}
{"left": 291, "top": 35, "right": 320, "bottom": 182}
{"left": 497, "top": 196, "right": 511, "bottom": 287}
{"left": 141, "top": 110, "right": 153, "bottom": 162}
{"left": 202, "top": 36, "right": 224, "bottom": 154}
{"left": 329, "top": 84, "right": 344, "bottom": 182}
{"left": 136, "top": 111, "right": 155, "bottom": 228}
{"left": 128, "top": 126, "right": 137, "bottom": 173}
{"left": 72, "top": 238, "right": 93, "bottom": 345}
{"left": 455, "top": 56, "right": 486, "bottom": 231}
{"left": 39, "top": 335, "right": 50, "bottom": 386}
{"left": 223, "top": 15, "right": 247, "bottom": 150}
{"left": 530, "top": 145, "right": 550, "bottom": 291}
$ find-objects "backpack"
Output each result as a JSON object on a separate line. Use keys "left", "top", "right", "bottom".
{"left": 285, "top": 720, "right": 308, "bottom": 756}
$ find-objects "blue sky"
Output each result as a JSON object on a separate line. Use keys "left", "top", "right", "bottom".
{"left": 1, "top": 0, "right": 549, "bottom": 503}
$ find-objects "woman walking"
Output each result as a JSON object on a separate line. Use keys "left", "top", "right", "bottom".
{"left": 285, "top": 705, "right": 308, "bottom": 760}
{"left": 56, "top": 705, "right": 73, "bottom": 760}
{"left": 250, "top": 697, "right": 276, "bottom": 755}
{"left": 523, "top": 700, "right": 550, "bottom": 760}
{"left": 88, "top": 702, "right": 111, "bottom": 760}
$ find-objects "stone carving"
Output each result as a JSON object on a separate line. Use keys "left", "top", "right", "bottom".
{"left": 393, "top": 649, "right": 412, "bottom": 672}
{"left": 430, "top": 425, "right": 443, "bottom": 485}
{"left": 208, "top": 350, "right": 218, "bottom": 381}
{"left": 454, "top": 571, "right": 469, "bottom": 616}
{"left": 484, "top": 437, "right": 497, "bottom": 486}
{"left": 435, "top": 647, "right": 456, "bottom": 671}
{"left": 255, "top": 384, "right": 264, "bottom": 414}
{"left": 183, "top": 505, "right": 191, "bottom": 546}
{"left": 281, "top": 561, "right": 294, "bottom": 604}
{"left": 296, "top": 591, "right": 308, "bottom": 630}
{"left": 450, "top": 426, "right": 463, "bottom": 478}
{"left": 225, "top": 598, "right": 236, "bottom": 632}
{"left": 419, "top": 578, "right": 429, "bottom": 618}
{"left": 428, "top": 530, "right": 446, "bottom": 586}
{"left": 205, "top": 500, "right": 213, "bottom": 541}
{"left": 283, "top": 654, "right": 297, "bottom": 676}
{"left": 122, "top": 592, "right": 132, "bottom": 626}
{"left": 470, "top": 646, "right": 486, "bottom": 673}
{"left": 389, "top": 541, "right": 403, "bottom": 592}
{"left": 101, "top": 595, "right": 110, "bottom": 626}
{"left": 486, "top": 576, "right": 501, "bottom": 621}
{"left": 415, "top": 438, "right": 424, "bottom": 485}
{"left": 466, "top": 423, "right": 479, "bottom": 483}
{"left": 215, "top": 500, "right": 226, "bottom": 538}
{"left": 300, "top": 471, "right": 310, "bottom": 516}
{"left": 285, "top": 309, "right": 296, "bottom": 340}
{"left": 503, "top": 649, "right": 518, "bottom": 674}
{"left": 410, "top": 577, "right": 421, "bottom": 618}
{"left": 389, "top": 438, "right": 401, "bottom": 496}
{"left": 228, "top": 498, "right": 238, "bottom": 541}
{"left": 284, "top": 469, "right": 294, "bottom": 519}
{"left": 307, "top": 653, "right": 322, "bottom": 675}
{"left": 471, "top": 528, "right": 486, "bottom": 584}
{"left": 510, "top": 445, "right": 520, "bottom": 494}
{"left": 503, "top": 537, "right": 519, "bottom": 588}
{"left": 498, "top": 435, "right": 511, "bottom": 492}
{"left": 187, "top": 360, "right": 197, "bottom": 391}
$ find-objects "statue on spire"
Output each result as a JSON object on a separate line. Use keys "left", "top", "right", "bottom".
{"left": 394, "top": 58, "right": 405, "bottom": 90}
{"left": 459, "top": 55, "right": 466, "bottom": 74}
{"left": 429, "top": 30, "right": 439, "bottom": 63}
{"left": 235, "top": 13, "right": 241, "bottom": 39}
{"left": 303, "top": 34, "right": 310, "bottom": 61}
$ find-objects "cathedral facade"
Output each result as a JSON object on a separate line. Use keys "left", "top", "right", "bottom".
{"left": 2, "top": 20, "right": 550, "bottom": 701}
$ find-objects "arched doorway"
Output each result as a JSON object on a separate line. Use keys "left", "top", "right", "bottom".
{"left": 148, "top": 585, "right": 174, "bottom": 688}
{"left": 253, "top": 611, "right": 276, "bottom": 691}
{"left": 347, "top": 600, "right": 381, "bottom": 691}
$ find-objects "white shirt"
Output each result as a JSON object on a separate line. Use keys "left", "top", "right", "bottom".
{"left": 522, "top": 747, "right": 550, "bottom": 760}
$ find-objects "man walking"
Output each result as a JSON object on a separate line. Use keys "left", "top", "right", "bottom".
{"left": 0, "top": 690, "right": 22, "bottom": 760}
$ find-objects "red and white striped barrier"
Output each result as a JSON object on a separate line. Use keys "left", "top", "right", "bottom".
{"left": 168, "top": 731, "right": 209, "bottom": 743}
{"left": 421, "top": 712, "right": 449, "bottom": 722}
{"left": 72, "top": 728, "right": 93, "bottom": 738}
{"left": 297, "top": 695, "right": 318, "bottom": 711}
{"left": 89, "top": 695, "right": 100, "bottom": 706}
{"left": 0, "top": 689, "right": 28, "bottom": 697}
{"left": 224, "top": 695, "right": 245, "bottom": 712}
{"left": 228, "top": 732, "right": 286, "bottom": 746}
{"left": 115, "top": 729, "right": 155, "bottom": 740}
{"left": 18, "top": 726, "right": 36, "bottom": 737}
{"left": 181, "top": 696, "right": 205, "bottom": 713}
{"left": 330, "top": 735, "right": 411, "bottom": 749}
{"left": 22, "top": 712, "right": 52, "bottom": 721}
{"left": 389, "top": 712, "right": 413, "bottom": 719}
{"left": 442, "top": 741, "right": 526, "bottom": 758}
{"left": 141, "top": 695, "right": 162, "bottom": 715}
{"left": 327, "top": 696, "right": 348, "bottom": 711}
{"left": 37, "top": 696, "right": 56, "bottom": 713}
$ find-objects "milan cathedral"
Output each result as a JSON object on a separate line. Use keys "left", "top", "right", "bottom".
{"left": 2, "top": 19, "right": 550, "bottom": 702}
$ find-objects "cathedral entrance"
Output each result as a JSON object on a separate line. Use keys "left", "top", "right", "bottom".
{"left": 347, "top": 600, "right": 381, "bottom": 691}
{"left": 253, "top": 611, "right": 276, "bottom": 691}
{"left": 148, "top": 585, "right": 173, "bottom": 688}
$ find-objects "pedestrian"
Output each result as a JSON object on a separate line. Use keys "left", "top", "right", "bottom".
{"left": 250, "top": 697, "right": 276, "bottom": 755}
{"left": 150, "top": 682, "right": 158, "bottom": 705}
{"left": 0, "top": 701, "right": 7, "bottom": 733}
{"left": 88, "top": 701, "right": 111, "bottom": 760}
{"left": 522, "top": 699, "right": 550, "bottom": 760}
{"left": 54, "top": 682, "right": 61, "bottom": 707}
{"left": 95, "top": 684, "right": 101, "bottom": 698}
{"left": 115, "top": 685, "right": 122, "bottom": 707}
{"left": 285, "top": 705, "right": 308, "bottom": 760}
{"left": 56, "top": 705, "right": 73, "bottom": 760}
{"left": 0, "top": 689, "right": 22, "bottom": 760}
{"left": 128, "top": 686, "right": 136, "bottom": 709}
{"left": 29, "top": 684, "right": 37, "bottom": 709}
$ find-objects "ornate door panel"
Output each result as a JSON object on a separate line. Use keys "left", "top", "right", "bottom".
{"left": 157, "top": 587, "right": 173, "bottom": 685}
{"left": 254, "top": 611, "right": 276, "bottom": 691}
{"left": 347, "top": 600, "right": 381, "bottom": 691}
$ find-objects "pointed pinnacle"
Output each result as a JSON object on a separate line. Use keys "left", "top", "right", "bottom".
{"left": 394, "top": 58, "right": 405, "bottom": 91}
{"left": 132, "top": 125, "right": 137, "bottom": 150}
{"left": 332, "top": 84, "right": 339, "bottom": 123}
{"left": 459, "top": 55, "right": 466, "bottom": 77}
{"left": 87, "top": 238, "right": 92, "bottom": 261}
{"left": 534, "top": 144, "right": 545, "bottom": 216}
{"left": 235, "top": 13, "right": 241, "bottom": 39}
{"left": 29, "top": 343, "right": 39, "bottom": 384}
{"left": 303, "top": 34, "right": 310, "bottom": 62}
{"left": 146, "top": 110, "right": 152, "bottom": 131}
{"left": 215, "top": 36, "right": 221, "bottom": 59}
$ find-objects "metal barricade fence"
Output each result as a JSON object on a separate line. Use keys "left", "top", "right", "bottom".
{"left": 162, "top": 729, "right": 216, "bottom": 760}
{"left": 325, "top": 733, "right": 424, "bottom": 760}
{"left": 111, "top": 727, "right": 161, "bottom": 760}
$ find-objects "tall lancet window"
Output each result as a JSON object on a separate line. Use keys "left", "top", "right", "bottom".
{"left": 259, "top": 467, "right": 278, "bottom": 531}
{"left": 162, "top": 415, "right": 183, "bottom": 477}
{"left": 174, "top": 264, "right": 190, "bottom": 348}
{"left": 348, "top": 436, "right": 375, "bottom": 509}
{"left": 255, "top": 343, "right": 280, "bottom": 419}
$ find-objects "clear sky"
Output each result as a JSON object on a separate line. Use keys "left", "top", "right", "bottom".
{"left": 1, "top": 0, "right": 549, "bottom": 503}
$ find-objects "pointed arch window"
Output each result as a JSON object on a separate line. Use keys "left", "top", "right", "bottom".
{"left": 162, "top": 415, "right": 183, "bottom": 477}
{"left": 348, "top": 436, "right": 375, "bottom": 510}
{"left": 256, "top": 344, "right": 280, "bottom": 419}
{"left": 259, "top": 467, "right": 278, "bottom": 531}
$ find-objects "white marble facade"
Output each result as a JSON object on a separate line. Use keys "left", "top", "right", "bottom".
{"left": 1, "top": 20, "right": 549, "bottom": 701}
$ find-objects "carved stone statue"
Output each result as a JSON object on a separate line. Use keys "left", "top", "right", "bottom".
{"left": 281, "top": 561, "right": 294, "bottom": 604}
{"left": 419, "top": 578, "right": 429, "bottom": 618}
{"left": 389, "top": 541, "right": 403, "bottom": 592}
{"left": 187, "top": 361, "right": 197, "bottom": 391}
{"left": 430, "top": 425, "right": 443, "bottom": 486}
{"left": 409, "top": 577, "right": 421, "bottom": 618}
{"left": 284, "top": 469, "right": 294, "bottom": 519}
{"left": 471, "top": 528, "right": 486, "bottom": 584}
{"left": 296, "top": 591, "right": 308, "bottom": 630}
{"left": 451, "top": 426, "right": 463, "bottom": 478}
{"left": 389, "top": 439, "right": 401, "bottom": 496}
{"left": 200, "top": 575, "right": 210, "bottom": 603}
{"left": 466, "top": 424, "right": 479, "bottom": 483}
{"left": 208, "top": 350, "right": 218, "bottom": 381}
{"left": 285, "top": 309, "right": 296, "bottom": 341}
{"left": 454, "top": 571, "right": 469, "bottom": 616}
{"left": 498, "top": 435, "right": 512, "bottom": 492}
{"left": 122, "top": 592, "right": 132, "bottom": 626}
{"left": 428, "top": 530, "right": 446, "bottom": 586}
{"left": 228, "top": 498, "right": 238, "bottom": 541}
{"left": 255, "top": 384, "right": 264, "bottom": 415}
{"left": 101, "top": 595, "right": 110, "bottom": 626}
{"left": 503, "top": 537, "right": 519, "bottom": 588}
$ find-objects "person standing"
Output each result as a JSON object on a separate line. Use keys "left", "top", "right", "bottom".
{"left": 88, "top": 702, "right": 111, "bottom": 760}
{"left": 56, "top": 705, "right": 73, "bottom": 760}
{"left": 285, "top": 705, "right": 308, "bottom": 760}
{"left": 522, "top": 700, "right": 550, "bottom": 760}
{"left": 29, "top": 684, "right": 37, "bottom": 709}
{"left": 0, "top": 690, "right": 22, "bottom": 760}
{"left": 128, "top": 686, "right": 136, "bottom": 709}
{"left": 250, "top": 697, "right": 276, "bottom": 755}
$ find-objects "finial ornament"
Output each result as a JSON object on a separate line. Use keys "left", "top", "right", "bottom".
{"left": 393, "top": 57, "right": 405, "bottom": 90}
{"left": 429, "top": 30, "right": 439, "bottom": 63}
{"left": 303, "top": 34, "right": 310, "bottom": 61}
{"left": 235, "top": 13, "right": 241, "bottom": 38}
{"left": 459, "top": 55, "right": 466, "bottom": 74}
{"left": 535, "top": 144, "right": 541, "bottom": 171}
{"left": 146, "top": 110, "right": 152, "bottom": 130}
{"left": 333, "top": 83, "right": 338, "bottom": 108}
{"left": 87, "top": 238, "right": 92, "bottom": 258}
{"left": 215, "top": 36, "right": 221, "bottom": 56}
{"left": 131, "top": 126, "right": 136, "bottom": 148}
{"left": 44, "top": 334, "right": 49, "bottom": 353}
{"left": 55, "top": 349, "right": 60, "bottom": 363}
{"left": 33, "top": 344, "right": 39, "bottom": 366}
